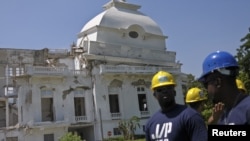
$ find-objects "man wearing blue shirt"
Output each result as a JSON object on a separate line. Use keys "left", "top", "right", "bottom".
{"left": 198, "top": 50, "right": 250, "bottom": 125}
{"left": 145, "top": 71, "right": 208, "bottom": 141}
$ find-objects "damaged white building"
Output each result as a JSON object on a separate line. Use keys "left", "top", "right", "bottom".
{"left": 0, "top": 0, "right": 187, "bottom": 141}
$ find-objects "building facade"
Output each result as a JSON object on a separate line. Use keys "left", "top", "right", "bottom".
{"left": 0, "top": 1, "right": 187, "bottom": 141}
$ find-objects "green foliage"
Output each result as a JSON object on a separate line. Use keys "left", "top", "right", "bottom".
{"left": 235, "top": 27, "right": 250, "bottom": 93}
{"left": 59, "top": 132, "right": 82, "bottom": 141}
{"left": 186, "top": 74, "right": 203, "bottom": 88}
{"left": 201, "top": 100, "right": 213, "bottom": 124}
{"left": 185, "top": 74, "right": 205, "bottom": 93}
{"left": 118, "top": 116, "right": 141, "bottom": 140}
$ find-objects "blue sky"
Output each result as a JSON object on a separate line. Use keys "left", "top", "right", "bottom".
{"left": 1, "top": 0, "right": 250, "bottom": 78}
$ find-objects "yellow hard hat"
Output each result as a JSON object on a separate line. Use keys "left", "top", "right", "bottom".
{"left": 185, "top": 87, "right": 207, "bottom": 103}
{"left": 236, "top": 79, "right": 247, "bottom": 93}
{"left": 151, "top": 71, "right": 176, "bottom": 90}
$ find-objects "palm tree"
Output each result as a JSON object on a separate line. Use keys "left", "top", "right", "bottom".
{"left": 118, "top": 116, "right": 141, "bottom": 140}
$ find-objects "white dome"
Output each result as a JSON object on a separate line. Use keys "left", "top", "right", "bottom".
{"left": 80, "top": 1, "right": 163, "bottom": 36}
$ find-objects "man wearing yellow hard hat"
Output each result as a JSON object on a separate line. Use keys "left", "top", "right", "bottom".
{"left": 185, "top": 87, "right": 207, "bottom": 114}
{"left": 145, "top": 71, "right": 207, "bottom": 141}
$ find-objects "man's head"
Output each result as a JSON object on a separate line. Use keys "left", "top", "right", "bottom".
{"left": 151, "top": 71, "right": 176, "bottom": 109}
{"left": 185, "top": 87, "right": 207, "bottom": 103}
{"left": 185, "top": 87, "right": 207, "bottom": 112}
{"left": 198, "top": 51, "right": 239, "bottom": 104}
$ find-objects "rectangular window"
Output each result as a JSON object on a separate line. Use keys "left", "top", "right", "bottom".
{"left": 41, "top": 98, "right": 54, "bottom": 121}
{"left": 137, "top": 87, "right": 148, "bottom": 111}
{"left": 138, "top": 94, "right": 148, "bottom": 111}
{"left": 109, "top": 94, "right": 120, "bottom": 113}
{"left": 5, "top": 87, "right": 14, "bottom": 96}
{"left": 16, "top": 67, "right": 24, "bottom": 76}
{"left": 10, "top": 67, "right": 13, "bottom": 76}
{"left": 44, "top": 134, "right": 54, "bottom": 141}
{"left": 137, "top": 87, "right": 145, "bottom": 92}
{"left": 6, "top": 67, "right": 13, "bottom": 76}
{"left": 16, "top": 68, "right": 20, "bottom": 76}
{"left": 74, "top": 97, "right": 86, "bottom": 116}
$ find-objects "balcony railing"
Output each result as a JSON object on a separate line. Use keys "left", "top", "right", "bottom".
{"left": 32, "top": 120, "right": 69, "bottom": 127}
{"left": 25, "top": 66, "right": 87, "bottom": 77}
{"left": 71, "top": 70, "right": 87, "bottom": 76}
{"left": 111, "top": 113, "right": 121, "bottom": 119}
{"left": 26, "top": 66, "right": 67, "bottom": 76}
{"left": 140, "top": 111, "right": 150, "bottom": 117}
{"left": 75, "top": 116, "right": 88, "bottom": 123}
{"left": 100, "top": 65, "right": 180, "bottom": 74}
